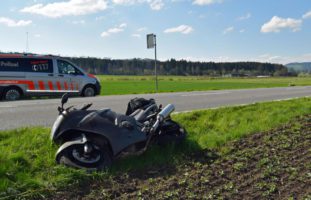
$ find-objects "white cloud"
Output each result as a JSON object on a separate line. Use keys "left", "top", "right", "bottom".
{"left": 112, "top": 0, "right": 140, "bottom": 4}
{"left": 20, "top": 0, "right": 108, "bottom": 18}
{"left": 109, "top": 28, "right": 123, "bottom": 33}
{"left": 34, "top": 34, "right": 41, "bottom": 38}
{"left": 164, "top": 25, "right": 194, "bottom": 34}
{"left": 239, "top": 29, "right": 245, "bottom": 33}
{"left": 258, "top": 54, "right": 281, "bottom": 62}
{"left": 303, "top": 11, "right": 311, "bottom": 19}
{"left": 182, "top": 56, "right": 232, "bottom": 62}
{"left": 119, "top": 23, "right": 127, "bottom": 28}
{"left": 256, "top": 53, "right": 311, "bottom": 64}
{"left": 0, "top": 17, "right": 32, "bottom": 27}
{"left": 223, "top": 26, "right": 234, "bottom": 34}
{"left": 112, "top": 0, "right": 164, "bottom": 10}
{"left": 261, "top": 16, "right": 302, "bottom": 33}
{"left": 193, "top": 0, "right": 222, "bottom": 6}
{"left": 137, "top": 27, "right": 147, "bottom": 32}
{"left": 149, "top": 0, "right": 164, "bottom": 10}
{"left": 101, "top": 23, "right": 127, "bottom": 37}
{"left": 237, "top": 13, "right": 251, "bottom": 20}
{"left": 131, "top": 33, "right": 141, "bottom": 38}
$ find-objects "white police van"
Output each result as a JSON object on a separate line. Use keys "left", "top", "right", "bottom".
{"left": 0, "top": 54, "right": 101, "bottom": 101}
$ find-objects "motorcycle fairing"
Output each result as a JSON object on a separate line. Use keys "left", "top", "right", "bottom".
{"left": 54, "top": 109, "right": 147, "bottom": 156}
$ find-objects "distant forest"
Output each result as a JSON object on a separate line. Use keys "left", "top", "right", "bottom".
{"left": 0, "top": 52, "right": 291, "bottom": 76}
{"left": 66, "top": 57, "right": 291, "bottom": 76}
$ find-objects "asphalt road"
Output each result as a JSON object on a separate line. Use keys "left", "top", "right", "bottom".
{"left": 0, "top": 86, "right": 310, "bottom": 130}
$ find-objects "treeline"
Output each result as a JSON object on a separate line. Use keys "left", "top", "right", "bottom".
{"left": 67, "top": 57, "right": 290, "bottom": 76}
{"left": 0, "top": 52, "right": 291, "bottom": 76}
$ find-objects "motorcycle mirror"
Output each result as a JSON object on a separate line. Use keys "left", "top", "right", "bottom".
{"left": 61, "top": 93, "right": 69, "bottom": 107}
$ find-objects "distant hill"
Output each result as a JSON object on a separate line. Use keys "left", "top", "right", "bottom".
{"left": 286, "top": 62, "right": 311, "bottom": 73}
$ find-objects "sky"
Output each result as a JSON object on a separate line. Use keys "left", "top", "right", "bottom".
{"left": 0, "top": 0, "right": 310, "bottom": 64}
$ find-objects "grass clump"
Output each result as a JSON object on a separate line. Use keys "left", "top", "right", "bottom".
{"left": 174, "top": 97, "right": 311, "bottom": 149}
{"left": 0, "top": 127, "right": 94, "bottom": 199}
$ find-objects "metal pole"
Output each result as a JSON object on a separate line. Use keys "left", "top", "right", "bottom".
{"left": 154, "top": 35, "right": 158, "bottom": 93}
{"left": 26, "top": 32, "right": 29, "bottom": 53}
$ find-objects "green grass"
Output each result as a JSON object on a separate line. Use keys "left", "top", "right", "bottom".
{"left": 0, "top": 97, "right": 311, "bottom": 199}
{"left": 98, "top": 76, "right": 311, "bottom": 95}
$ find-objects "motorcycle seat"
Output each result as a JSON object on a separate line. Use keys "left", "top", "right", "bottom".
{"left": 96, "top": 109, "right": 137, "bottom": 130}
{"left": 97, "top": 109, "right": 117, "bottom": 123}
{"left": 115, "top": 115, "right": 137, "bottom": 130}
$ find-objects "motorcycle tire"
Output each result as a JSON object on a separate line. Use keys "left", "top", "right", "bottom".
{"left": 56, "top": 141, "right": 112, "bottom": 170}
{"left": 157, "top": 120, "right": 187, "bottom": 146}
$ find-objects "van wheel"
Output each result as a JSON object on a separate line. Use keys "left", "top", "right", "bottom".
{"left": 83, "top": 86, "right": 95, "bottom": 97}
{"left": 3, "top": 87, "right": 22, "bottom": 101}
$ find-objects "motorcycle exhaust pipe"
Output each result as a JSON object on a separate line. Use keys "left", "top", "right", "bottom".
{"left": 145, "top": 104, "right": 176, "bottom": 150}
{"left": 151, "top": 104, "right": 175, "bottom": 133}
{"left": 158, "top": 104, "right": 175, "bottom": 119}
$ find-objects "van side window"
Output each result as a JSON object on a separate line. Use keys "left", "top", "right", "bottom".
{"left": 0, "top": 58, "right": 53, "bottom": 73}
{"left": 57, "top": 60, "right": 83, "bottom": 75}
{"left": 29, "top": 59, "right": 53, "bottom": 73}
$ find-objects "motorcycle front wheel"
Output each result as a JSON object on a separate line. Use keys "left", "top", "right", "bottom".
{"left": 56, "top": 141, "right": 112, "bottom": 170}
{"left": 157, "top": 120, "right": 187, "bottom": 146}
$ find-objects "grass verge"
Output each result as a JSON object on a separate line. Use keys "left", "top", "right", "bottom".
{"left": 98, "top": 76, "right": 311, "bottom": 95}
{"left": 0, "top": 97, "right": 310, "bottom": 199}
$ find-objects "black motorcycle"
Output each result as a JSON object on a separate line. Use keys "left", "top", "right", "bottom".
{"left": 51, "top": 94, "right": 186, "bottom": 170}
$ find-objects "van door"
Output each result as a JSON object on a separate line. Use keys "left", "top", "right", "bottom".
{"left": 56, "top": 59, "right": 81, "bottom": 93}
{"left": 24, "top": 58, "right": 57, "bottom": 93}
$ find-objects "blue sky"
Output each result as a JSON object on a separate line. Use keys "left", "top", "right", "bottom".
{"left": 0, "top": 0, "right": 310, "bottom": 64}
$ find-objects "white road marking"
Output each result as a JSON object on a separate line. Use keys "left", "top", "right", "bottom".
{"left": 0, "top": 105, "right": 16, "bottom": 108}
{"left": 180, "top": 91, "right": 230, "bottom": 97}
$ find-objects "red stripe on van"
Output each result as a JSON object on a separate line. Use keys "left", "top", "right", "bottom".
{"left": 38, "top": 81, "right": 45, "bottom": 90}
{"left": 64, "top": 82, "right": 68, "bottom": 90}
{"left": 48, "top": 81, "right": 54, "bottom": 90}
{"left": 0, "top": 80, "right": 35, "bottom": 90}
{"left": 70, "top": 83, "right": 74, "bottom": 90}
{"left": 56, "top": 82, "right": 61, "bottom": 90}
{"left": 0, "top": 80, "right": 18, "bottom": 84}
{"left": 28, "top": 81, "right": 35, "bottom": 90}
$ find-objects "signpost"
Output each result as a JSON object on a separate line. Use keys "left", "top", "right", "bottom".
{"left": 147, "top": 34, "right": 158, "bottom": 93}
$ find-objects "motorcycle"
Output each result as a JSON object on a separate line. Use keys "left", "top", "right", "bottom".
{"left": 51, "top": 94, "right": 186, "bottom": 170}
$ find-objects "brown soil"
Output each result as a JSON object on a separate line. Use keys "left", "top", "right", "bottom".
{"left": 49, "top": 115, "right": 311, "bottom": 200}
